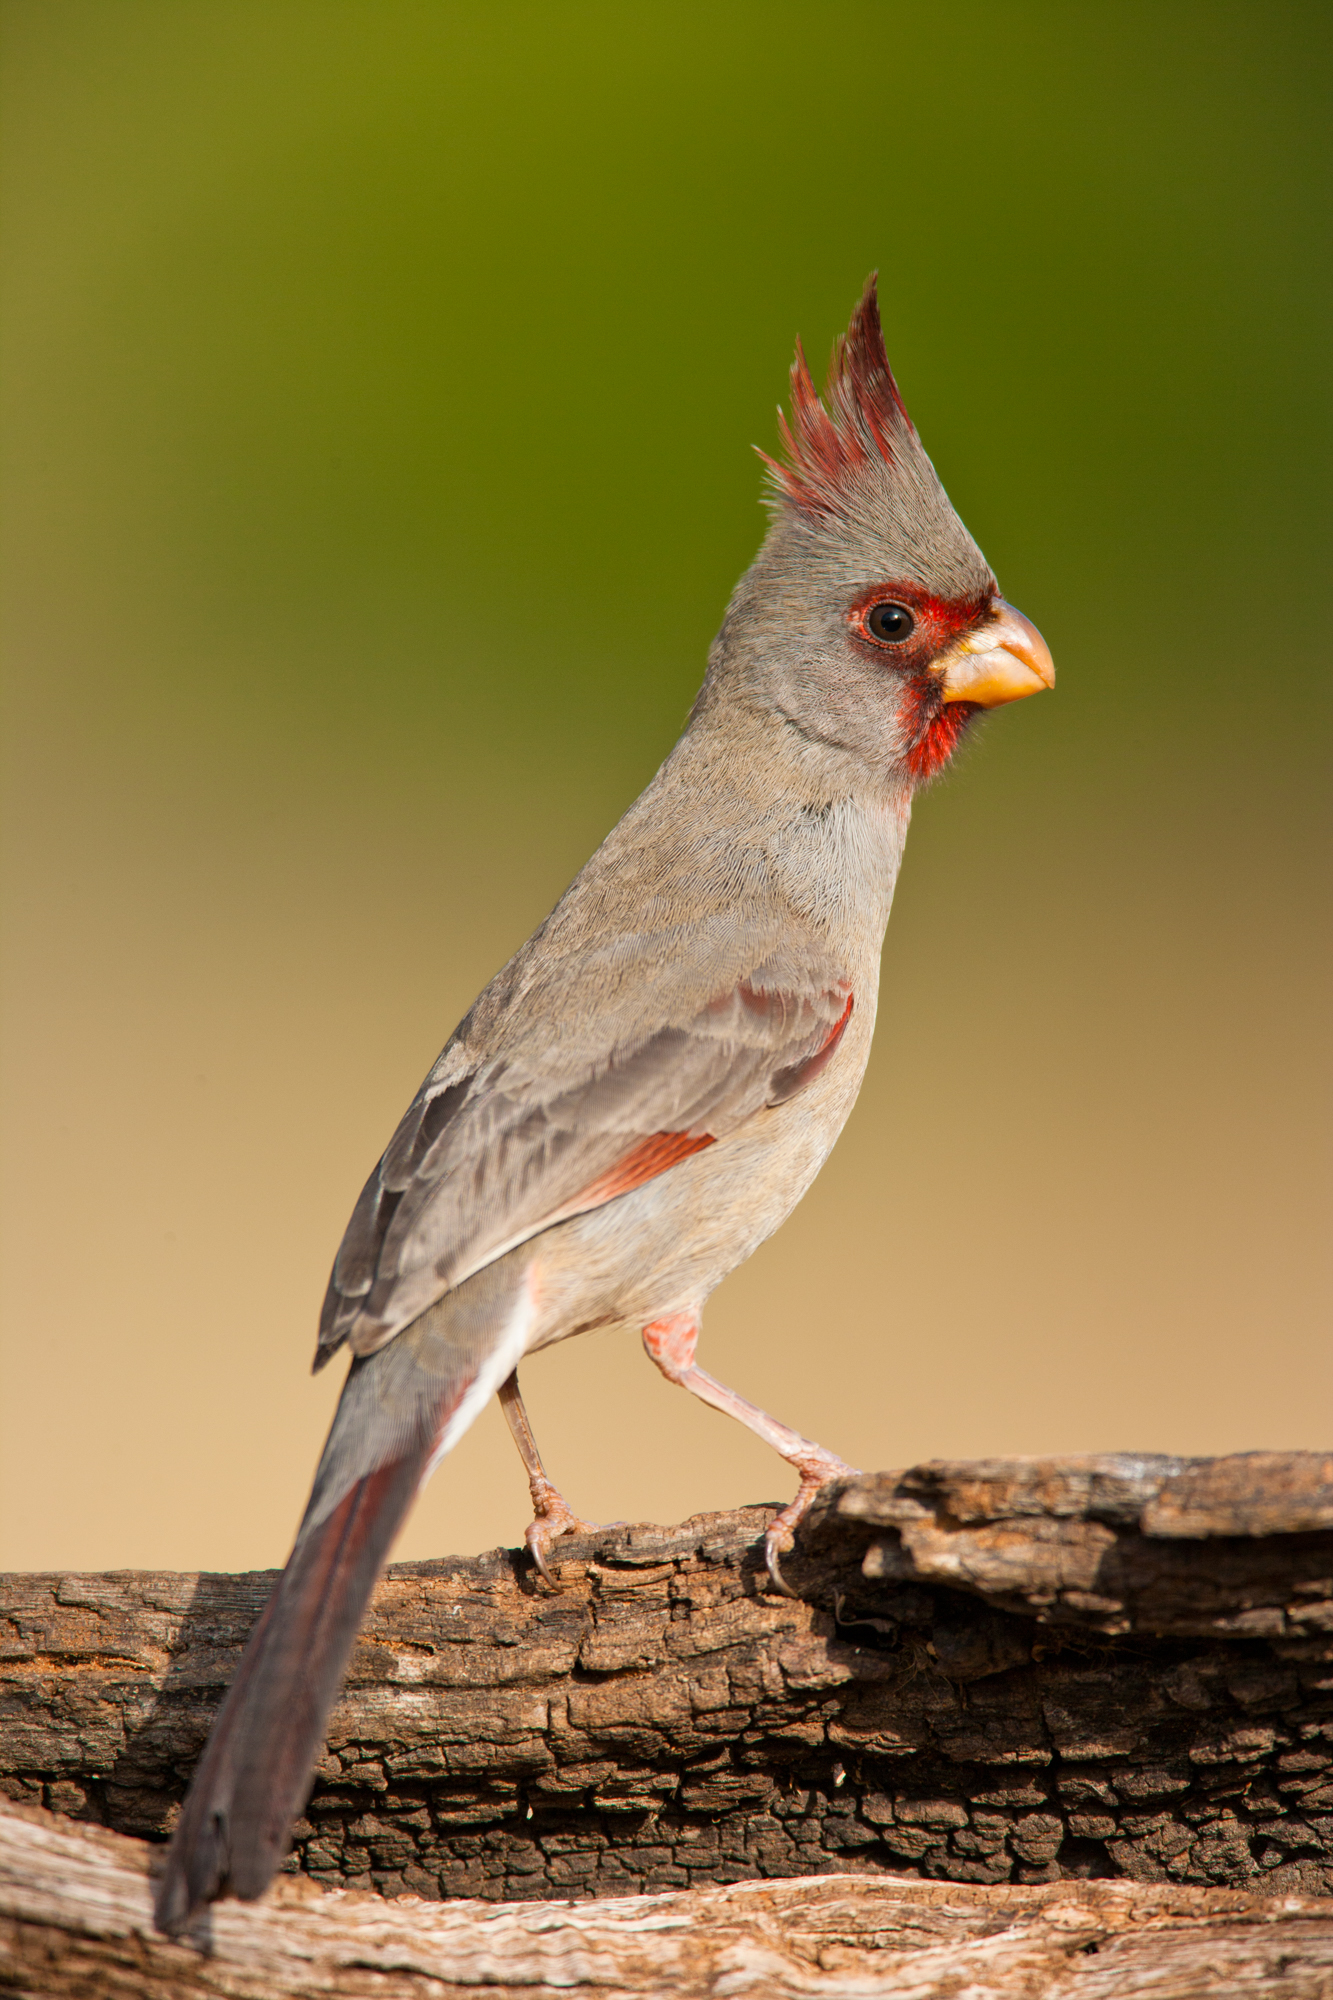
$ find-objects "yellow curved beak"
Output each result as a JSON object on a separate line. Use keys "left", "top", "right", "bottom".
{"left": 937, "top": 601, "right": 1055, "bottom": 708}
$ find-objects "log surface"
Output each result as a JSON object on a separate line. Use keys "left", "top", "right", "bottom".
{"left": 4, "top": 1452, "right": 1333, "bottom": 1909}
{"left": 4, "top": 1800, "right": 1333, "bottom": 1999}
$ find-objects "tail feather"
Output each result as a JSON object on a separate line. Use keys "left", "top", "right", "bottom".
{"left": 154, "top": 1447, "right": 428, "bottom": 1932}
{"left": 154, "top": 1248, "right": 537, "bottom": 1936}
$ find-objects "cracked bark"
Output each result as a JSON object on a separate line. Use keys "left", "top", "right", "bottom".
{"left": 3, "top": 1452, "right": 1333, "bottom": 1975}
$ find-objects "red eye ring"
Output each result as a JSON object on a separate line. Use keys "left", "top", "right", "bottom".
{"left": 864, "top": 601, "right": 916, "bottom": 645}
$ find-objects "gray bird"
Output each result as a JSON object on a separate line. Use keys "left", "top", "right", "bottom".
{"left": 155, "top": 276, "right": 1053, "bottom": 1933}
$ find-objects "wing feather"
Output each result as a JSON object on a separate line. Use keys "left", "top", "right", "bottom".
{"left": 316, "top": 955, "right": 852, "bottom": 1367}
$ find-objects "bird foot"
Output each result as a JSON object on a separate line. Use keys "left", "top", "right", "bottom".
{"left": 524, "top": 1476, "right": 611, "bottom": 1588}
{"left": 764, "top": 1448, "right": 861, "bottom": 1598}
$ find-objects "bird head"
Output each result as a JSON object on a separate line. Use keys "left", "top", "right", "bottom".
{"left": 712, "top": 276, "right": 1053, "bottom": 787}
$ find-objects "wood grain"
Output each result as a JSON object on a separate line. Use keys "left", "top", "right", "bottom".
{"left": 4, "top": 1800, "right": 1333, "bottom": 1998}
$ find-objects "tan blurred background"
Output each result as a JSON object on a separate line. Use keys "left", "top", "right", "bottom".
{"left": 2, "top": 2, "right": 1329, "bottom": 1575}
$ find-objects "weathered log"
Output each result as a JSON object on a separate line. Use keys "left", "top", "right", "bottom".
{"left": 4, "top": 1800, "right": 1333, "bottom": 1998}
{"left": 4, "top": 1453, "right": 1333, "bottom": 1911}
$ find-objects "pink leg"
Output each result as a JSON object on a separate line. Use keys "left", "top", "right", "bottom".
{"left": 498, "top": 1370, "right": 602, "bottom": 1587}
{"left": 642, "top": 1311, "right": 858, "bottom": 1596}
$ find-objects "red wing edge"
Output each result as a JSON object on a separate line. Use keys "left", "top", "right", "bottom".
{"left": 550, "top": 1129, "right": 716, "bottom": 1217}
{"left": 768, "top": 991, "right": 853, "bottom": 1103}
{"left": 549, "top": 989, "right": 855, "bottom": 1220}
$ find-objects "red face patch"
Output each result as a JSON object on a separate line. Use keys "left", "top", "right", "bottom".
{"left": 845, "top": 581, "right": 993, "bottom": 784}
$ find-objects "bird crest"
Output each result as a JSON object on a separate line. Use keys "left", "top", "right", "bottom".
{"left": 761, "top": 274, "right": 915, "bottom": 520}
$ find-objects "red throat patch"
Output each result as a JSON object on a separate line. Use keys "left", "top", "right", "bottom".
{"left": 906, "top": 702, "right": 976, "bottom": 782}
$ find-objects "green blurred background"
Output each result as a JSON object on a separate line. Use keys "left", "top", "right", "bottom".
{"left": 2, "top": 1, "right": 1329, "bottom": 1573}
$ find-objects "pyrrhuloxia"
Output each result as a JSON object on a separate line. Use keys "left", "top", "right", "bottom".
{"left": 155, "top": 276, "right": 1053, "bottom": 1932}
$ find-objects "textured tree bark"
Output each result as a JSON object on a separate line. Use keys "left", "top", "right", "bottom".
{"left": 4, "top": 1452, "right": 1333, "bottom": 1919}
{"left": 5, "top": 1799, "right": 1333, "bottom": 1998}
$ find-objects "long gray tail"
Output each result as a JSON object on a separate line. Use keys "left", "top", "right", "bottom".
{"left": 155, "top": 1261, "right": 522, "bottom": 1934}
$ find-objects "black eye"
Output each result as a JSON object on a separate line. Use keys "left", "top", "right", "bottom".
{"left": 865, "top": 601, "right": 915, "bottom": 645}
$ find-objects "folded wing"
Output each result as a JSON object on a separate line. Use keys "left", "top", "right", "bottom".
{"left": 317, "top": 956, "right": 853, "bottom": 1366}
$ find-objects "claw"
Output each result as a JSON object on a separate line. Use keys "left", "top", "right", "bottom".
{"left": 765, "top": 1528, "right": 799, "bottom": 1598}
{"left": 762, "top": 1450, "right": 860, "bottom": 1598}
{"left": 523, "top": 1475, "right": 604, "bottom": 1589}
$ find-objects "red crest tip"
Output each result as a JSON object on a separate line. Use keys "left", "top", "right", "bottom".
{"left": 761, "top": 274, "right": 915, "bottom": 519}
